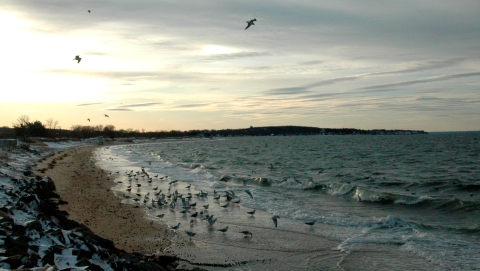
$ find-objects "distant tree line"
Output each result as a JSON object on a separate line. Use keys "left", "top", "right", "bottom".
{"left": 1, "top": 115, "right": 427, "bottom": 140}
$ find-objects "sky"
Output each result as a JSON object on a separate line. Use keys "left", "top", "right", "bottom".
{"left": 1, "top": 0, "right": 479, "bottom": 132}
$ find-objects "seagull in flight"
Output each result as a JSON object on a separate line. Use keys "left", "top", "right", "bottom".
{"left": 104, "top": 114, "right": 109, "bottom": 118}
{"left": 87, "top": 118, "right": 90, "bottom": 122}
{"left": 245, "top": 18, "right": 257, "bottom": 30}
{"left": 245, "top": 189, "right": 253, "bottom": 199}
{"left": 73, "top": 55, "right": 81, "bottom": 63}
{"left": 88, "top": 10, "right": 91, "bottom": 13}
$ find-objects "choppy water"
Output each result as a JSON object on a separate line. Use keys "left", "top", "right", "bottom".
{"left": 95, "top": 134, "right": 480, "bottom": 270}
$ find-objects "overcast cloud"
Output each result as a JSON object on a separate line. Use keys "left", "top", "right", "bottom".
{"left": 1, "top": 0, "right": 479, "bottom": 131}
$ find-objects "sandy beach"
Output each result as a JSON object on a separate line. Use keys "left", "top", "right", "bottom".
{"left": 34, "top": 144, "right": 171, "bottom": 254}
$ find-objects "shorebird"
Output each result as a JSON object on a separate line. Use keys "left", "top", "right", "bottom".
{"left": 305, "top": 220, "right": 316, "bottom": 226}
{"left": 247, "top": 209, "right": 255, "bottom": 216}
{"left": 245, "top": 18, "right": 257, "bottom": 30}
{"left": 272, "top": 215, "right": 280, "bottom": 228}
{"left": 73, "top": 55, "right": 81, "bottom": 63}
{"left": 245, "top": 189, "right": 253, "bottom": 199}
{"left": 218, "top": 226, "right": 229, "bottom": 233}
{"left": 170, "top": 222, "right": 181, "bottom": 230}
{"left": 203, "top": 204, "right": 209, "bottom": 210}
{"left": 209, "top": 218, "right": 217, "bottom": 225}
{"left": 185, "top": 231, "right": 196, "bottom": 239}
{"left": 240, "top": 230, "right": 253, "bottom": 237}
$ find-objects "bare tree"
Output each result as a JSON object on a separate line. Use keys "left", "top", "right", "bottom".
{"left": 45, "top": 118, "right": 59, "bottom": 130}
{"left": 13, "top": 115, "right": 30, "bottom": 127}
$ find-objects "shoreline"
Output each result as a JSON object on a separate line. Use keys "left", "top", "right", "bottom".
{"left": 34, "top": 144, "right": 172, "bottom": 254}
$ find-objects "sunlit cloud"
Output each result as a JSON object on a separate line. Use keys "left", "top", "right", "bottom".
{"left": 76, "top": 102, "right": 104, "bottom": 106}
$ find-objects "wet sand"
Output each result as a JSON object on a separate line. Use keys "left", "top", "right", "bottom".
{"left": 34, "top": 145, "right": 171, "bottom": 254}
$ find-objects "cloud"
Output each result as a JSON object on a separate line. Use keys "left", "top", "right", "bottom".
{"left": 169, "top": 104, "right": 209, "bottom": 109}
{"left": 202, "top": 52, "right": 270, "bottom": 61}
{"left": 266, "top": 76, "right": 359, "bottom": 95}
{"left": 118, "top": 102, "right": 162, "bottom": 108}
{"left": 296, "top": 60, "right": 323, "bottom": 66}
{"left": 76, "top": 102, "right": 104, "bottom": 106}
{"left": 358, "top": 72, "right": 480, "bottom": 91}
{"left": 106, "top": 108, "right": 133, "bottom": 111}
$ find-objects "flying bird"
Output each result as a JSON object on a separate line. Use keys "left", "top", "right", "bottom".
{"left": 245, "top": 189, "right": 253, "bottom": 199}
{"left": 87, "top": 118, "right": 90, "bottom": 122}
{"left": 272, "top": 215, "right": 280, "bottom": 228}
{"left": 88, "top": 10, "right": 91, "bottom": 13}
{"left": 104, "top": 114, "right": 109, "bottom": 118}
{"left": 245, "top": 18, "right": 257, "bottom": 30}
{"left": 73, "top": 55, "right": 81, "bottom": 63}
{"left": 185, "top": 231, "right": 196, "bottom": 239}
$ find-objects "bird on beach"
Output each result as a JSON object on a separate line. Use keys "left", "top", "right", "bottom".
{"left": 272, "top": 215, "right": 280, "bottom": 227}
{"left": 218, "top": 226, "right": 229, "bottom": 233}
{"left": 247, "top": 209, "right": 256, "bottom": 216}
{"left": 305, "top": 220, "right": 316, "bottom": 226}
{"left": 170, "top": 222, "right": 181, "bottom": 230}
{"left": 73, "top": 55, "right": 81, "bottom": 63}
{"left": 240, "top": 230, "right": 253, "bottom": 237}
{"left": 245, "top": 18, "right": 257, "bottom": 30}
{"left": 185, "top": 231, "right": 196, "bottom": 239}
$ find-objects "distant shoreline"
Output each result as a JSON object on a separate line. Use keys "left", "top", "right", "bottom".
{"left": 1, "top": 125, "right": 429, "bottom": 139}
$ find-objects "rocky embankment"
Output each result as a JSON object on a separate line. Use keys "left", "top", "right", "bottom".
{"left": 0, "top": 142, "right": 181, "bottom": 270}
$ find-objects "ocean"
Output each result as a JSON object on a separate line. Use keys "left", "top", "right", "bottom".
{"left": 95, "top": 133, "right": 480, "bottom": 270}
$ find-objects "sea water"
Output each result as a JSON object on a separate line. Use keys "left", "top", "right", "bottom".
{"left": 95, "top": 134, "right": 480, "bottom": 270}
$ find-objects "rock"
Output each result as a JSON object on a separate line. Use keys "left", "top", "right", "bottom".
{"left": 25, "top": 220, "right": 43, "bottom": 231}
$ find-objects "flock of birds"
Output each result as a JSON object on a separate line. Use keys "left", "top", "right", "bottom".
{"left": 113, "top": 165, "right": 317, "bottom": 242}
{"left": 86, "top": 114, "right": 109, "bottom": 123}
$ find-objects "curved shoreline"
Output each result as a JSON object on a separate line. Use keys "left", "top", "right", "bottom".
{"left": 35, "top": 145, "right": 172, "bottom": 254}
